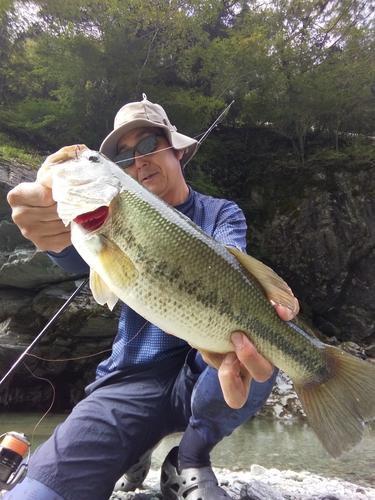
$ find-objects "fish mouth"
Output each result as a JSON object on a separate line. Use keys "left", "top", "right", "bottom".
{"left": 73, "top": 206, "right": 109, "bottom": 231}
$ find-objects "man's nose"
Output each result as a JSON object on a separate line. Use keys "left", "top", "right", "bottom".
{"left": 134, "top": 151, "right": 149, "bottom": 167}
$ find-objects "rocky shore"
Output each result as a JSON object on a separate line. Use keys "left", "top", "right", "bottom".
{"left": 110, "top": 464, "right": 375, "bottom": 500}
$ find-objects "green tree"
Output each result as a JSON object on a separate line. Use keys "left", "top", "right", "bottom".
{"left": 218, "top": 0, "right": 375, "bottom": 165}
{"left": 1, "top": 0, "right": 374, "bottom": 160}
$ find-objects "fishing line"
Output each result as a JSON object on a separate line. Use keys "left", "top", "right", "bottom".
{"left": 1, "top": 101, "right": 234, "bottom": 385}
{"left": 115, "top": 144, "right": 177, "bottom": 167}
{"left": 196, "top": 100, "right": 234, "bottom": 148}
{"left": 25, "top": 348, "right": 113, "bottom": 363}
{"left": 0, "top": 277, "right": 89, "bottom": 389}
{"left": 115, "top": 100, "right": 234, "bottom": 167}
{"left": 13, "top": 322, "right": 149, "bottom": 432}
{"left": 21, "top": 320, "right": 148, "bottom": 367}
{"left": 123, "top": 320, "right": 149, "bottom": 345}
{"left": 19, "top": 349, "right": 115, "bottom": 439}
{"left": 22, "top": 362, "right": 56, "bottom": 445}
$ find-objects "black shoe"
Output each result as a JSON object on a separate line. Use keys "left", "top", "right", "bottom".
{"left": 114, "top": 447, "right": 153, "bottom": 492}
{"left": 160, "top": 446, "right": 231, "bottom": 500}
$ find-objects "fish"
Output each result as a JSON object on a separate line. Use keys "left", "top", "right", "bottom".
{"left": 37, "top": 144, "right": 375, "bottom": 459}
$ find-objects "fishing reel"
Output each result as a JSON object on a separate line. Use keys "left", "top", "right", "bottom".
{"left": 0, "top": 431, "right": 30, "bottom": 491}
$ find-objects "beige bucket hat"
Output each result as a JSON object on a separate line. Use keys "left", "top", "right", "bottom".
{"left": 100, "top": 94, "right": 198, "bottom": 167}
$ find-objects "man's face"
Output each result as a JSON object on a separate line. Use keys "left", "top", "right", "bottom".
{"left": 116, "top": 127, "right": 184, "bottom": 204}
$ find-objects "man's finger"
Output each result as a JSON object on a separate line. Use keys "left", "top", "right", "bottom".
{"left": 272, "top": 298, "right": 300, "bottom": 321}
{"left": 231, "top": 332, "right": 274, "bottom": 383}
{"left": 218, "top": 352, "right": 252, "bottom": 409}
{"left": 7, "top": 182, "right": 56, "bottom": 209}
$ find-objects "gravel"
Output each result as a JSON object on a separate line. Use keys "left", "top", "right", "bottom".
{"left": 110, "top": 464, "right": 375, "bottom": 500}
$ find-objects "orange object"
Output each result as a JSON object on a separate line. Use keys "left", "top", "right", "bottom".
{"left": 0, "top": 434, "right": 29, "bottom": 457}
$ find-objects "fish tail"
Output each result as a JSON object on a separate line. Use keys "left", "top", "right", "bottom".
{"left": 294, "top": 345, "right": 375, "bottom": 458}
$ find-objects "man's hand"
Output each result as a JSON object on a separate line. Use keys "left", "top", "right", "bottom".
{"left": 7, "top": 182, "right": 71, "bottom": 252}
{"left": 218, "top": 333, "right": 273, "bottom": 409}
{"left": 218, "top": 301, "right": 299, "bottom": 409}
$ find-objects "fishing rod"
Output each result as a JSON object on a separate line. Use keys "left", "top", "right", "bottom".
{"left": 0, "top": 277, "right": 88, "bottom": 490}
{"left": 0, "top": 276, "right": 89, "bottom": 389}
{"left": 1, "top": 99, "right": 234, "bottom": 384}
{"left": 196, "top": 100, "right": 234, "bottom": 147}
{"left": 0, "top": 100, "right": 234, "bottom": 489}
{"left": 0, "top": 100, "right": 234, "bottom": 390}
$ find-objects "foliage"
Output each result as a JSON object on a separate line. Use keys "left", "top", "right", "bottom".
{"left": 0, "top": 0, "right": 374, "bottom": 166}
{"left": 0, "top": 133, "right": 44, "bottom": 167}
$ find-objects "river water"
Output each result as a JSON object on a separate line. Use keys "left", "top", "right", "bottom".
{"left": 1, "top": 413, "right": 374, "bottom": 487}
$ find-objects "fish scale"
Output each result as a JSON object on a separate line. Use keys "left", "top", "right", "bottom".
{"left": 109, "top": 193, "right": 274, "bottom": 353}
{"left": 37, "top": 145, "right": 375, "bottom": 460}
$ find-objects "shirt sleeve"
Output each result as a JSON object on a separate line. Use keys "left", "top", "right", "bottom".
{"left": 46, "top": 246, "right": 90, "bottom": 274}
{"left": 212, "top": 201, "right": 247, "bottom": 252}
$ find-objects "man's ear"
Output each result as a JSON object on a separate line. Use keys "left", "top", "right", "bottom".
{"left": 176, "top": 149, "right": 184, "bottom": 161}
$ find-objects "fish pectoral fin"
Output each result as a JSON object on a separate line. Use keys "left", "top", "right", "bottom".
{"left": 90, "top": 270, "right": 119, "bottom": 310}
{"left": 89, "top": 235, "right": 139, "bottom": 309}
{"left": 226, "top": 246, "right": 297, "bottom": 311}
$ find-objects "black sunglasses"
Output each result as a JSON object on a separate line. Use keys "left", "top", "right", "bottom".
{"left": 114, "top": 134, "right": 164, "bottom": 169}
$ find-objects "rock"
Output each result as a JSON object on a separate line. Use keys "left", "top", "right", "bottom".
{"left": 365, "top": 344, "right": 375, "bottom": 357}
{"left": 250, "top": 465, "right": 269, "bottom": 477}
{"left": 260, "top": 167, "right": 375, "bottom": 344}
{"left": 0, "top": 246, "right": 74, "bottom": 289}
{"left": 107, "top": 466, "right": 375, "bottom": 500}
{"left": 338, "top": 341, "right": 365, "bottom": 358}
{"left": 2, "top": 466, "right": 374, "bottom": 500}
{"left": 2, "top": 159, "right": 375, "bottom": 497}
{"left": 240, "top": 480, "right": 285, "bottom": 499}
{"left": 0, "top": 161, "right": 121, "bottom": 411}
{"left": 257, "top": 371, "right": 304, "bottom": 420}
{"left": 316, "top": 496, "right": 341, "bottom": 500}
{"left": 0, "top": 159, "right": 36, "bottom": 221}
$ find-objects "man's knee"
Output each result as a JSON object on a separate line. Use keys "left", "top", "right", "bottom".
{"left": 2, "top": 477, "right": 66, "bottom": 500}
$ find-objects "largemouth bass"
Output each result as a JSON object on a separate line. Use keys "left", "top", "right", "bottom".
{"left": 38, "top": 145, "right": 375, "bottom": 459}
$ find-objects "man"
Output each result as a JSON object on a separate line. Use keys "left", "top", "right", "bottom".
{"left": 5, "top": 95, "right": 298, "bottom": 500}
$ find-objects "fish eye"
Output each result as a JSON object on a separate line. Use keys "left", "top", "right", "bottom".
{"left": 88, "top": 155, "right": 100, "bottom": 163}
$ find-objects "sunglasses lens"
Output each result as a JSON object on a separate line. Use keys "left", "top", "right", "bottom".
{"left": 114, "top": 134, "right": 159, "bottom": 169}
{"left": 137, "top": 135, "right": 158, "bottom": 155}
{"left": 114, "top": 151, "right": 134, "bottom": 168}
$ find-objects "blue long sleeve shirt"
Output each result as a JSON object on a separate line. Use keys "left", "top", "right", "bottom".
{"left": 48, "top": 187, "right": 247, "bottom": 379}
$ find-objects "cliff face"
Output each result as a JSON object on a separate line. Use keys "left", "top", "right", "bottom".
{"left": 258, "top": 164, "right": 375, "bottom": 343}
{"left": 0, "top": 160, "right": 120, "bottom": 412}
{"left": 1, "top": 157, "right": 375, "bottom": 413}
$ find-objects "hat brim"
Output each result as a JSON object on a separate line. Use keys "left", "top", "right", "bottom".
{"left": 100, "top": 119, "right": 198, "bottom": 167}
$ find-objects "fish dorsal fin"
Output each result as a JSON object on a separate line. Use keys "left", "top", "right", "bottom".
{"left": 90, "top": 270, "right": 119, "bottom": 311}
{"left": 226, "top": 246, "right": 296, "bottom": 310}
